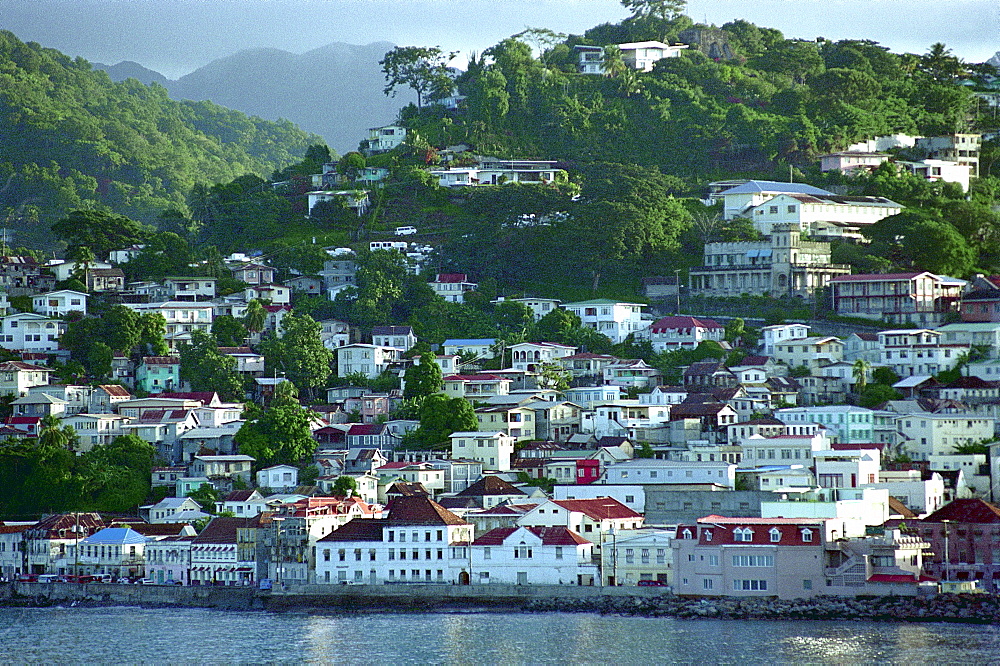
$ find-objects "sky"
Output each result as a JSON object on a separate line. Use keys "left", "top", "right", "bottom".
{"left": 0, "top": 0, "right": 996, "bottom": 79}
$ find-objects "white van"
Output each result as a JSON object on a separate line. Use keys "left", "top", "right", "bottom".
{"left": 37, "top": 574, "right": 60, "bottom": 583}
{"left": 394, "top": 226, "right": 417, "bottom": 236}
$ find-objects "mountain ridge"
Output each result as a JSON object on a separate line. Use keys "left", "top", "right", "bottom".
{"left": 93, "top": 42, "right": 413, "bottom": 154}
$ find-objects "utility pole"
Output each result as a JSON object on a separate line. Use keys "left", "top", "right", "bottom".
{"left": 674, "top": 269, "right": 682, "bottom": 315}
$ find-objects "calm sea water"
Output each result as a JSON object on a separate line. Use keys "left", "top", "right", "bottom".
{"left": 1, "top": 606, "right": 999, "bottom": 664}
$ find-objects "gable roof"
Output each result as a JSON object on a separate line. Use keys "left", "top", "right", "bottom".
{"left": 386, "top": 495, "right": 468, "bottom": 526}
{"left": 455, "top": 475, "right": 527, "bottom": 498}
{"left": 551, "top": 498, "right": 642, "bottom": 520}
{"left": 192, "top": 516, "right": 252, "bottom": 544}
{"left": 923, "top": 499, "right": 1000, "bottom": 524}
{"left": 81, "top": 527, "right": 148, "bottom": 545}
{"left": 317, "top": 517, "right": 385, "bottom": 542}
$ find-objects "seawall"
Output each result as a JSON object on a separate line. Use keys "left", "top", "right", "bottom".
{"left": 5, "top": 582, "right": 1000, "bottom": 624}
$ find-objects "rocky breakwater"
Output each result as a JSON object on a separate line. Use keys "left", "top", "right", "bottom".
{"left": 524, "top": 593, "right": 1000, "bottom": 624}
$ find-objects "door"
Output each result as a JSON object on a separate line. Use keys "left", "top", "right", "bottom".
{"left": 517, "top": 571, "right": 528, "bottom": 585}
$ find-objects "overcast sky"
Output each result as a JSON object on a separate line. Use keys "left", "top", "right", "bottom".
{"left": 1, "top": 0, "right": 996, "bottom": 79}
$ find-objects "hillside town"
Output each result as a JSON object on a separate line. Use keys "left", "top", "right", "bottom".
{"left": 4, "top": 117, "right": 1000, "bottom": 601}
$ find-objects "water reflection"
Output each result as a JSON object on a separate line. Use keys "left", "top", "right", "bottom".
{"left": 3, "top": 608, "right": 1000, "bottom": 664}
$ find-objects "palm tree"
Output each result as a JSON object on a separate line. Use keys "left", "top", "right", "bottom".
{"left": 66, "top": 245, "right": 96, "bottom": 291}
{"left": 243, "top": 299, "right": 267, "bottom": 342}
{"left": 852, "top": 358, "right": 871, "bottom": 392}
{"left": 38, "top": 414, "right": 71, "bottom": 449}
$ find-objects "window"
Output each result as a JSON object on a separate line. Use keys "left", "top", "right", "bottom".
{"left": 708, "top": 554, "right": 719, "bottom": 566}
{"left": 769, "top": 528, "right": 781, "bottom": 543}
{"left": 800, "top": 529, "right": 813, "bottom": 542}
{"left": 733, "top": 579, "right": 768, "bottom": 591}
{"left": 484, "top": 547, "right": 491, "bottom": 560}
{"left": 733, "top": 527, "right": 753, "bottom": 542}
{"left": 732, "top": 555, "right": 774, "bottom": 567}
{"left": 625, "top": 548, "right": 635, "bottom": 564}
{"left": 703, "top": 579, "right": 714, "bottom": 590}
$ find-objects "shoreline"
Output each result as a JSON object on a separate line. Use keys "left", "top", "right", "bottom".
{"left": 3, "top": 582, "right": 1000, "bottom": 624}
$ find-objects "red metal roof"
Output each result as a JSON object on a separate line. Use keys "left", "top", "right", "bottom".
{"left": 434, "top": 273, "right": 469, "bottom": 283}
{"left": 473, "top": 526, "right": 589, "bottom": 546}
{"left": 551, "top": 498, "right": 642, "bottom": 520}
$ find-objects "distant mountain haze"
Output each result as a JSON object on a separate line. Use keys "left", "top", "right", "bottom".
{"left": 96, "top": 41, "right": 416, "bottom": 155}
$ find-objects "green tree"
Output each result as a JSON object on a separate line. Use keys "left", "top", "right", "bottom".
{"left": 259, "top": 312, "right": 333, "bottom": 399}
{"left": 410, "top": 394, "right": 478, "bottom": 449}
{"left": 243, "top": 299, "right": 267, "bottom": 339}
{"left": 51, "top": 210, "right": 149, "bottom": 260}
{"left": 178, "top": 330, "right": 246, "bottom": 402}
{"left": 212, "top": 315, "right": 249, "bottom": 348}
{"left": 331, "top": 475, "right": 359, "bottom": 497}
{"left": 380, "top": 46, "right": 457, "bottom": 108}
{"left": 636, "top": 442, "right": 655, "bottom": 458}
{"left": 38, "top": 415, "right": 74, "bottom": 450}
{"left": 859, "top": 383, "right": 902, "bottom": 409}
{"left": 536, "top": 362, "right": 571, "bottom": 391}
{"left": 186, "top": 483, "right": 220, "bottom": 514}
{"left": 235, "top": 402, "right": 318, "bottom": 468}
{"left": 620, "top": 0, "right": 687, "bottom": 21}
{"left": 852, "top": 358, "right": 871, "bottom": 392}
{"left": 403, "top": 351, "right": 444, "bottom": 399}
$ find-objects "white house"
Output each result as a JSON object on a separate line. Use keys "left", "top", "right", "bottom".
{"left": 897, "top": 159, "right": 972, "bottom": 192}
{"left": 449, "top": 431, "right": 515, "bottom": 472}
{"left": 442, "top": 338, "right": 496, "bottom": 359}
{"left": 470, "top": 526, "right": 597, "bottom": 586}
{"left": 257, "top": 465, "right": 300, "bottom": 492}
{"left": 313, "top": 495, "right": 474, "bottom": 585}
{"left": 361, "top": 125, "right": 407, "bottom": 156}
{"left": 32, "top": 290, "right": 88, "bottom": 317}
{"left": 429, "top": 273, "right": 478, "bottom": 303}
{"left": 0, "top": 312, "right": 65, "bottom": 352}
{"left": 506, "top": 297, "right": 561, "bottom": 321}
{"left": 638, "top": 315, "right": 725, "bottom": 352}
{"left": 336, "top": 344, "right": 400, "bottom": 379}
{"left": 602, "top": 459, "right": 737, "bottom": 489}
{"left": 761, "top": 324, "right": 810, "bottom": 356}
{"left": 371, "top": 326, "right": 417, "bottom": 352}
{"left": 747, "top": 193, "right": 902, "bottom": 238}
{"left": 0, "top": 361, "right": 53, "bottom": 397}
{"left": 509, "top": 342, "right": 577, "bottom": 372}
{"left": 561, "top": 300, "right": 644, "bottom": 344}
{"left": 714, "top": 180, "right": 835, "bottom": 221}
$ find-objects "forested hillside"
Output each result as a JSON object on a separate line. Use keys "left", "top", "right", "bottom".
{"left": 0, "top": 31, "right": 322, "bottom": 248}
{"left": 401, "top": 18, "right": 993, "bottom": 182}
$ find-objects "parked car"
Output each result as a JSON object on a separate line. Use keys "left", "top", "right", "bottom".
{"left": 135, "top": 578, "right": 155, "bottom": 585}
{"left": 116, "top": 577, "right": 131, "bottom": 584}
{"left": 394, "top": 226, "right": 417, "bottom": 236}
{"left": 37, "top": 574, "right": 60, "bottom": 583}
{"left": 637, "top": 579, "right": 667, "bottom": 587}
{"left": 15, "top": 574, "right": 38, "bottom": 583}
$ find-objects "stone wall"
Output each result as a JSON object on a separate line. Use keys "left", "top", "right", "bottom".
{"left": 7, "top": 582, "right": 1000, "bottom": 624}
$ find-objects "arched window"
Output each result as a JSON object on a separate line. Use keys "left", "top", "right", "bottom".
{"left": 769, "top": 527, "right": 782, "bottom": 542}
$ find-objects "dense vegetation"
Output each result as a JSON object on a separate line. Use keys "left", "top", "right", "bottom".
{"left": 0, "top": 30, "right": 322, "bottom": 248}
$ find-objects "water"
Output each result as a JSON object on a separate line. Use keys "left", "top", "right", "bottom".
{"left": 1, "top": 606, "right": 1000, "bottom": 664}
